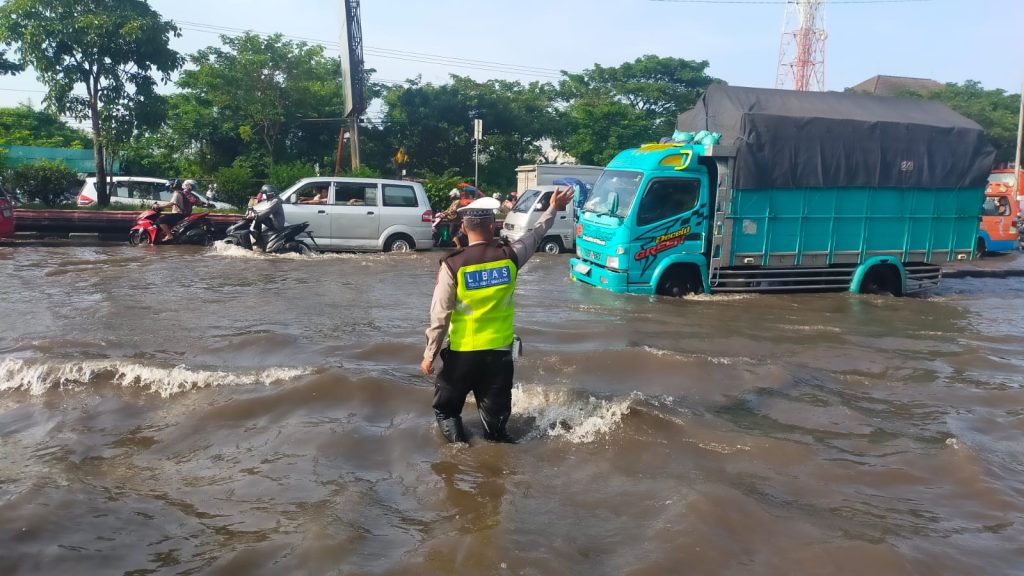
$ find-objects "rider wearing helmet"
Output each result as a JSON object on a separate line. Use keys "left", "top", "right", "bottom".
{"left": 251, "top": 184, "right": 285, "bottom": 238}
{"left": 154, "top": 179, "right": 193, "bottom": 242}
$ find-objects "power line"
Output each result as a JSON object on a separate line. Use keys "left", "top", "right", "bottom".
{"left": 172, "top": 20, "right": 565, "bottom": 80}
{"left": 648, "top": 0, "right": 931, "bottom": 3}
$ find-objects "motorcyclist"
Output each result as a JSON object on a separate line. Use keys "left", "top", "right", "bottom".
{"left": 154, "top": 179, "right": 193, "bottom": 242}
{"left": 249, "top": 184, "right": 286, "bottom": 247}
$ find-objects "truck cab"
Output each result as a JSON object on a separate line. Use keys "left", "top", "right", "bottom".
{"left": 570, "top": 144, "right": 712, "bottom": 295}
{"left": 978, "top": 183, "right": 1020, "bottom": 255}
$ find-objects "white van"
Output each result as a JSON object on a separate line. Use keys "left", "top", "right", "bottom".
{"left": 279, "top": 177, "right": 433, "bottom": 252}
{"left": 500, "top": 185, "right": 576, "bottom": 254}
{"left": 76, "top": 176, "right": 235, "bottom": 210}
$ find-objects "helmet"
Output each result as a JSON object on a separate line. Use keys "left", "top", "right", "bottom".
{"left": 183, "top": 179, "right": 197, "bottom": 191}
{"left": 257, "top": 184, "right": 279, "bottom": 202}
{"left": 449, "top": 188, "right": 460, "bottom": 198}
{"left": 169, "top": 178, "right": 182, "bottom": 190}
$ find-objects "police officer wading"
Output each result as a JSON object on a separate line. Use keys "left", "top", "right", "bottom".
{"left": 422, "top": 188, "right": 574, "bottom": 443}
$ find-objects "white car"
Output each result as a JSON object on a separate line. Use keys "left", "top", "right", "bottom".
{"left": 76, "top": 176, "right": 235, "bottom": 210}
{"left": 279, "top": 177, "right": 433, "bottom": 251}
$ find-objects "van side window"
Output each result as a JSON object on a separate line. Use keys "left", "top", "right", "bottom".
{"left": 335, "top": 183, "right": 377, "bottom": 206}
{"left": 383, "top": 185, "right": 418, "bottom": 207}
{"left": 115, "top": 184, "right": 130, "bottom": 198}
{"left": 636, "top": 178, "right": 701, "bottom": 227}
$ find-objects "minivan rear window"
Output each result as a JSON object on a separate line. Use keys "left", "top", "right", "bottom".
{"left": 383, "top": 185, "right": 418, "bottom": 207}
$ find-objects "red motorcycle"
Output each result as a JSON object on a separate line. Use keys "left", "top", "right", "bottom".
{"left": 128, "top": 206, "right": 214, "bottom": 246}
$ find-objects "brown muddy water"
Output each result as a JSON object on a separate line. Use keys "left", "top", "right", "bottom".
{"left": 1, "top": 241, "right": 1023, "bottom": 576}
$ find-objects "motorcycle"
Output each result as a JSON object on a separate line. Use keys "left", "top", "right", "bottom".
{"left": 223, "top": 197, "right": 317, "bottom": 254}
{"left": 128, "top": 206, "right": 213, "bottom": 246}
{"left": 432, "top": 213, "right": 462, "bottom": 248}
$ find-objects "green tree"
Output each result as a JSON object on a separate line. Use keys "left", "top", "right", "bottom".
{"left": 10, "top": 160, "right": 78, "bottom": 206}
{"left": 910, "top": 81, "right": 1020, "bottom": 165}
{"left": 553, "top": 55, "right": 718, "bottom": 165}
{"left": 213, "top": 162, "right": 255, "bottom": 209}
{"left": 175, "top": 33, "right": 346, "bottom": 175}
{"left": 0, "top": 0, "right": 183, "bottom": 206}
{"left": 0, "top": 48, "right": 20, "bottom": 75}
{"left": 380, "top": 75, "right": 556, "bottom": 191}
{"left": 0, "top": 105, "right": 92, "bottom": 148}
{"left": 266, "top": 160, "right": 317, "bottom": 191}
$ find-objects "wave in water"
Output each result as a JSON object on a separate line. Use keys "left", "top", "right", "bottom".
{"left": 511, "top": 384, "right": 635, "bottom": 443}
{"left": 208, "top": 241, "right": 405, "bottom": 262}
{"left": 0, "top": 357, "right": 312, "bottom": 397}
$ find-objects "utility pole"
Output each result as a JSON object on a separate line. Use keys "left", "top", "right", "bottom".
{"left": 1015, "top": 82, "right": 1022, "bottom": 202}
{"left": 339, "top": 0, "right": 365, "bottom": 171}
{"left": 473, "top": 119, "right": 483, "bottom": 186}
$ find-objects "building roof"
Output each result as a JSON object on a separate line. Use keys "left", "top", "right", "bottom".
{"left": 849, "top": 75, "right": 943, "bottom": 96}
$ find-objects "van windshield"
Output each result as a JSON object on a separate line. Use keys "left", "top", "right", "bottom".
{"left": 512, "top": 190, "right": 542, "bottom": 213}
{"left": 584, "top": 170, "right": 643, "bottom": 218}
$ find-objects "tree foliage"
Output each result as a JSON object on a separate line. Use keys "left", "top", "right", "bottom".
{"left": 0, "top": 105, "right": 92, "bottom": 148}
{"left": 172, "top": 33, "right": 345, "bottom": 176}
{"left": 0, "top": 0, "right": 183, "bottom": 206}
{"left": 10, "top": 160, "right": 79, "bottom": 206}
{"left": 379, "top": 76, "right": 556, "bottom": 191}
{"left": 913, "top": 81, "right": 1021, "bottom": 165}
{"left": 213, "top": 162, "right": 255, "bottom": 209}
{"left": 553, "top": 55, "right": 718, "bottom": 165}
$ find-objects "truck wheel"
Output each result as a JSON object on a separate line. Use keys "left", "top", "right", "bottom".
{"left": 656, "top": 266, "right": 701, "bottom": 297}
{"left": 860, "top": 265, "right": 902, "bottom": 296}
{"left": 385, "top": 234, "right": 414, "bottom": 252}
{"left": 539, "top": 237, "right": 562, "bottom": 254}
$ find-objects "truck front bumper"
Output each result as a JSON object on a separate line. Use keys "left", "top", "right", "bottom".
{"left": 569, "top": 257, "right": 631, "bottom": 293}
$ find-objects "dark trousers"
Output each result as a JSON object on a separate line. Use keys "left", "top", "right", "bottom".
{"left": 432, "top": 348, "right": 514, "bottom": 437}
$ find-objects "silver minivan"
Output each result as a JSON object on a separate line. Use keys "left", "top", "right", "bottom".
{"left": 279, "top": 177, "right": 433, "bottom": 252}
{"left": 500, "top": 185, "right": 576, "bottom": 254}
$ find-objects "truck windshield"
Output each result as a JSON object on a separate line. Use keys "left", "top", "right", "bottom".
{"left": 512, "top": 189, "right": 542, "bottom": 213}
{"left": 584, "top": 170, "right": 643, "bottom": 218}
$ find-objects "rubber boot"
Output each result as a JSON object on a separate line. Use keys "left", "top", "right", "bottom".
{"left": 436, "top": 416, "right": 468, "bottom": 444}
{"left": 479, "top": 410, "right": 513, "bottom": 443}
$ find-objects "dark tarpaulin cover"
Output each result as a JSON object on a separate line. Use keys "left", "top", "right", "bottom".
{"left": 677, "top": 85, "right": 995, "bottom": 190}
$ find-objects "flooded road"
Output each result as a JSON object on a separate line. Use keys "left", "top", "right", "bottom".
{"left": 2, "top": 242, "right": 1024, "bottom": 575}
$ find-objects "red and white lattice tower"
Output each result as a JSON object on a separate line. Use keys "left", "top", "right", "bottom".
{"left": 775, "top": 0, "right": 827, "bottom": 91}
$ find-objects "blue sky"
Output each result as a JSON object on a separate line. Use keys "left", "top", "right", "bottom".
{"left": 2, "top": 0, "right": 1022, "bottom": 121}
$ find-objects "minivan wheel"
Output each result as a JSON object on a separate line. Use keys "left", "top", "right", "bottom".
{"left": 385, "top": 234, "right": 414, "bottom": 252}
{"left": 539, "top": 238, "right": 562, "bottom": 254}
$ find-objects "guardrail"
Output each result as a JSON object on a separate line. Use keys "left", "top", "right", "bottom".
{"left": 13, "top": 209, "right": 241, "bottom": 239}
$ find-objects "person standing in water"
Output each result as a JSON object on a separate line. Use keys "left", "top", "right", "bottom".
{"left": 421, "top": 188, "right": 574, "bottom": 443}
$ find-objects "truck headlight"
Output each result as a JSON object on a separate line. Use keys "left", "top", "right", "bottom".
{"left": 576, "top": 244, "right": 582, "bottom": 257}
{"left": 605, "top": 255, "right": 621, "bottom": 270}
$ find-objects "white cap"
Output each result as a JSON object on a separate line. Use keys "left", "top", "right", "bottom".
{"left": 457, "top": 196, "right": 501, "bottom": 218}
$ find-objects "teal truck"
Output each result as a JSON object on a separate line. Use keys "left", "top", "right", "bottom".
{"left": 569, "top": 85, "right": 995, "bottom": 296}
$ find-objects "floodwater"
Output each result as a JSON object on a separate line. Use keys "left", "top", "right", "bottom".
{"left": 1, "top": 241, "right": 1024, "bottom": 576}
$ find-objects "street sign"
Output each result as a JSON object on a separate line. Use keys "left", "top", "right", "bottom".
{"left": 473, "top": 119, "right": 483, "bottom": 141}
